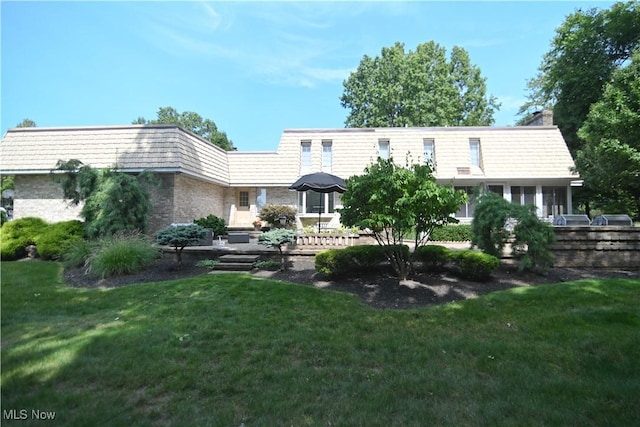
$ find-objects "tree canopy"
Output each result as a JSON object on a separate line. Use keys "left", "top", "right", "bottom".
{"left": 134, "top": 107, "right": 235, "bottom": 151}
{"left": 520, "top": 1, "right": 640, "bottom": 155}
{"left": 576, "top": 49, "right": 640, "bottom": 218}
{"left": 339, "top": 157, "right": 467, "bottom": 280}
{"left": 340, "top": 41, "right": 500, "bottom": 128}
{"left": 16, "top": 118, "right": 36, "bottom": 128}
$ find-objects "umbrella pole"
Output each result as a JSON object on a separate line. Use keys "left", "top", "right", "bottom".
{"left": 318, "top": 194, "right": 322, "bottom": 233}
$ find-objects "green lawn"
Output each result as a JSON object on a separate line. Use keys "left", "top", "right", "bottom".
{"left": 2, "top": 262, "right": 639, "bottom": 426}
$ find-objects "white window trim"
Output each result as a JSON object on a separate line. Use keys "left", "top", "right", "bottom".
{"left": 378, "top": 139, "right": 390, "bottom": 160}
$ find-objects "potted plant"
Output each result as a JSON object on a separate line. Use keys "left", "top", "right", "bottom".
{"left": 252, "top": 219, "right": 262, "bottom": 231}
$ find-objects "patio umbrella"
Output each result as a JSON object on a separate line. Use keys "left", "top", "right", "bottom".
{"left": 289, "top": 172, "right": 347, "bottom": 232}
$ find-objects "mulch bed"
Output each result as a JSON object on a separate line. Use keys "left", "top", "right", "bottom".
{"left": 62, "top": 254, "right": 639, "bottom": 310}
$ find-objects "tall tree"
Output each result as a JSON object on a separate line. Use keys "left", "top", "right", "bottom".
{"left": 340, "top": 41, "right": 499, "bottom": 128}
{"left": 520, "top": 2, "right": 640, "bottom": 155}
{"left": 575, "top": 49, "right": 640, "bottom": 218}
{"left": 134, "top": 107, "right": 235, "bottom": 151}
{"left": 16, "top": 118, "right": 36, "bottom": 128}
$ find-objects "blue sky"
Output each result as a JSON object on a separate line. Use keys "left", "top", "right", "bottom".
{"left": 1, "top": 1, "right": 614, "bottom": 151}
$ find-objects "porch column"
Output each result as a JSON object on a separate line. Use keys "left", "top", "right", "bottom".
{"left": 503, "top": 182, "right": 511, "bottom": 203}
{"left": 535, "top": 185, "right": 544, "bottom": 218}
{"left": 567, "top": 185, "right": 573, "bottom": 214}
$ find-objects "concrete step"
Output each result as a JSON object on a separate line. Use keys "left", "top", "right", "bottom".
{"left": 214, "top": 254, "right": 260, "bottom": 271}
{"left": 219, "top": 254, "right": 260, "bottom": 263}
{"left": 215, "top": 262, "right": 255, "bottom": 271}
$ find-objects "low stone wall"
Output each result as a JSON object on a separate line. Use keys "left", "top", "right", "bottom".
{"left": 550, "top": 226, "right": 640, "bottom": 268}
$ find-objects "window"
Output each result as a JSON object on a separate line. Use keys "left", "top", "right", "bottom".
{"left": 378, "top": 139, "right": 390, "bottom": 160}
{"left": 256, "top": 188, "right": 266, "bottom": 210}
{"left": 301, "top": 140, "right": 311, "bottom": 168}
{"left": 322, "top": 140, "right": 332, "bottom": 171}
{"left": 454, "top": 186, "right": 475, "bottom": 218}
{"left": 469, "top": 139, "right": 481, "bottom": 167}
{"left": 487, "top": 185, "right": 503, "bottom": 198}
{"left": 542, "top": 186, "right": 567, "bottom": 217}
{"left": 297, "top": 191, "right": 336, "bottom": 214}
{"left": 423, "top": 139, "right": 434, "bottom": 166}
{"left": 239, "top": 191, "right": 249, "bottom": 208}
{"left": 511, "top": 186, "right": 535, "bottom": 206}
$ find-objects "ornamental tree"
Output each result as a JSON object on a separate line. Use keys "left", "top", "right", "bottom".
{"left": 339, "top": 157, "right": 467, "bottom": 280}
{"left": 156, "top": 224, "right": 207, "bottom": 265}
{"left": 258, "top": 228, "right": 296, "bottom": 270}
{"left": 472, "top": 191, "right": 555, "bottom": 272}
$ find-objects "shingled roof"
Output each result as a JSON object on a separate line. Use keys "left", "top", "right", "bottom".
{"left": 0, "top": 125, "right": 230, "bottom": 185}
{"left": 0, "top": 124, "right": 578, "bottom": 186}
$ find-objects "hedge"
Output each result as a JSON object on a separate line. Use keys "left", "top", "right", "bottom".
{"left": 429, "top": 224, "right": 473, "bottom": 242}
{"left": 315, "top": 244, "right": 406, "bottom": 278}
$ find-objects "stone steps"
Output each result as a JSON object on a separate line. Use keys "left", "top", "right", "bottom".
{"left": 214, "top": 254, "right": 260, "bottom": 271}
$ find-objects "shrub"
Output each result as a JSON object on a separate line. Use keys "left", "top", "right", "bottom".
{"left": 414, "top": 245, "right": 452, "bottom": 272}
{"left": 86, "top": 231, "right": 160, "bottom": 278}
{"left": 36, "top": 220, "right": 86, "bottom": 260}
{"left": 472, "top": 191, "right": 556, "bottom": 272}
{"left": 253, "top": 260, "right": 281, "bottom": 270}
{"left": 196, "top": 259, "right": 219, "bottom": 270}
{"left": 315, "top": 244, "right": 396, "bottom": 278}
{"left": 258, "top": 204, "right": 297, "bottom": 228}
{"left": 471, "top": 192, "right": 513, "bottom": 257}
{"left": 156, "top": 224, "right": 207, "bottom": 264}
{"left": 451, "top": 250, "right": 499, "bottom": 282}
{"left": 430, "top": 224, "right": 473, "bottom": 241}
{"left": 194, "top": 214, "right": 227, "bottom": 236}
{"left": 0, "top": 217, "right": 48, "bottom": 260}
{"left": 0, "top": 209, "right": 7, "bottom": 225}
{"left": 63, "top": 239, "right": 93, "bottom": 268}
{"left": 512, "top": 206, "right": 555, "bottom": 272}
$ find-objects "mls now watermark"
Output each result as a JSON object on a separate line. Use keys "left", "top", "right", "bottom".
{"left": 3, "top": 409, "right": 57, "bottom": 421}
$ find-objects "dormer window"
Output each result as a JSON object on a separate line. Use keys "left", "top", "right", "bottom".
{"left": 322, "top": 140, "right": 332, "bottom": 172}
{"left": 378, "top": 139, "right": 390, "bottom": 160}
{"left": 423, "top": 138, "right": 435, "bottom": 166}
{"left": 301, "top": 140, "right": 311, "bottom": 169}
{"left": 469, "top": 139, "right": 481, "bottom": 167}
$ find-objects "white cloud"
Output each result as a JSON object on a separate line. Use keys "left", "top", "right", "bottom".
{"left": 138, "top": 2, "right": 361, "bottom": 88}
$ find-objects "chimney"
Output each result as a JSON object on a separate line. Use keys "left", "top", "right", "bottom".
{"left": 524, "top": 110, "right": 554, "bottom": 126}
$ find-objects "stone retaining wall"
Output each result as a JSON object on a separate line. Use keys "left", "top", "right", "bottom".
{"left": 550, "top": 226, "right": 640, "bottom": 268}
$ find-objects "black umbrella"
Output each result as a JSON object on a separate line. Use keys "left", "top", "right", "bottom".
{"left": 289, "top": 172, "right": 347, "bottom": 232}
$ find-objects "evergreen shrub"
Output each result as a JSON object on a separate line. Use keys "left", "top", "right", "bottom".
{"left": 315, "top": 244, "right": 398, "bottom": 278}
{"left": 414, "top": 245, "right": 452, "bottom": 272}
{"left": 194, "top": 214, "right": 227, "bottom": 236}
{"left": 37, "top": 220, "right": 86, "bottom": 260}
{"left": 0, "top": 217, "right": 48, "bottom": 260}
{"left": 451, "top": 250, "right": 499, "bottom": 282}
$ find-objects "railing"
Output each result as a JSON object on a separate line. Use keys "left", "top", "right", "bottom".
{"left": 295, "top": 233, "right": 360, "bottom": 247}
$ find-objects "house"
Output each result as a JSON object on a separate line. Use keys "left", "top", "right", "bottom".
{"left": 0, "top": 114, "right": 580, "bottom": 233}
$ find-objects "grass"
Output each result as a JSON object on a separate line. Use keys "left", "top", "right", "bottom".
{"left": 2, "top": 261, "right": 639, "bottom": 426}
